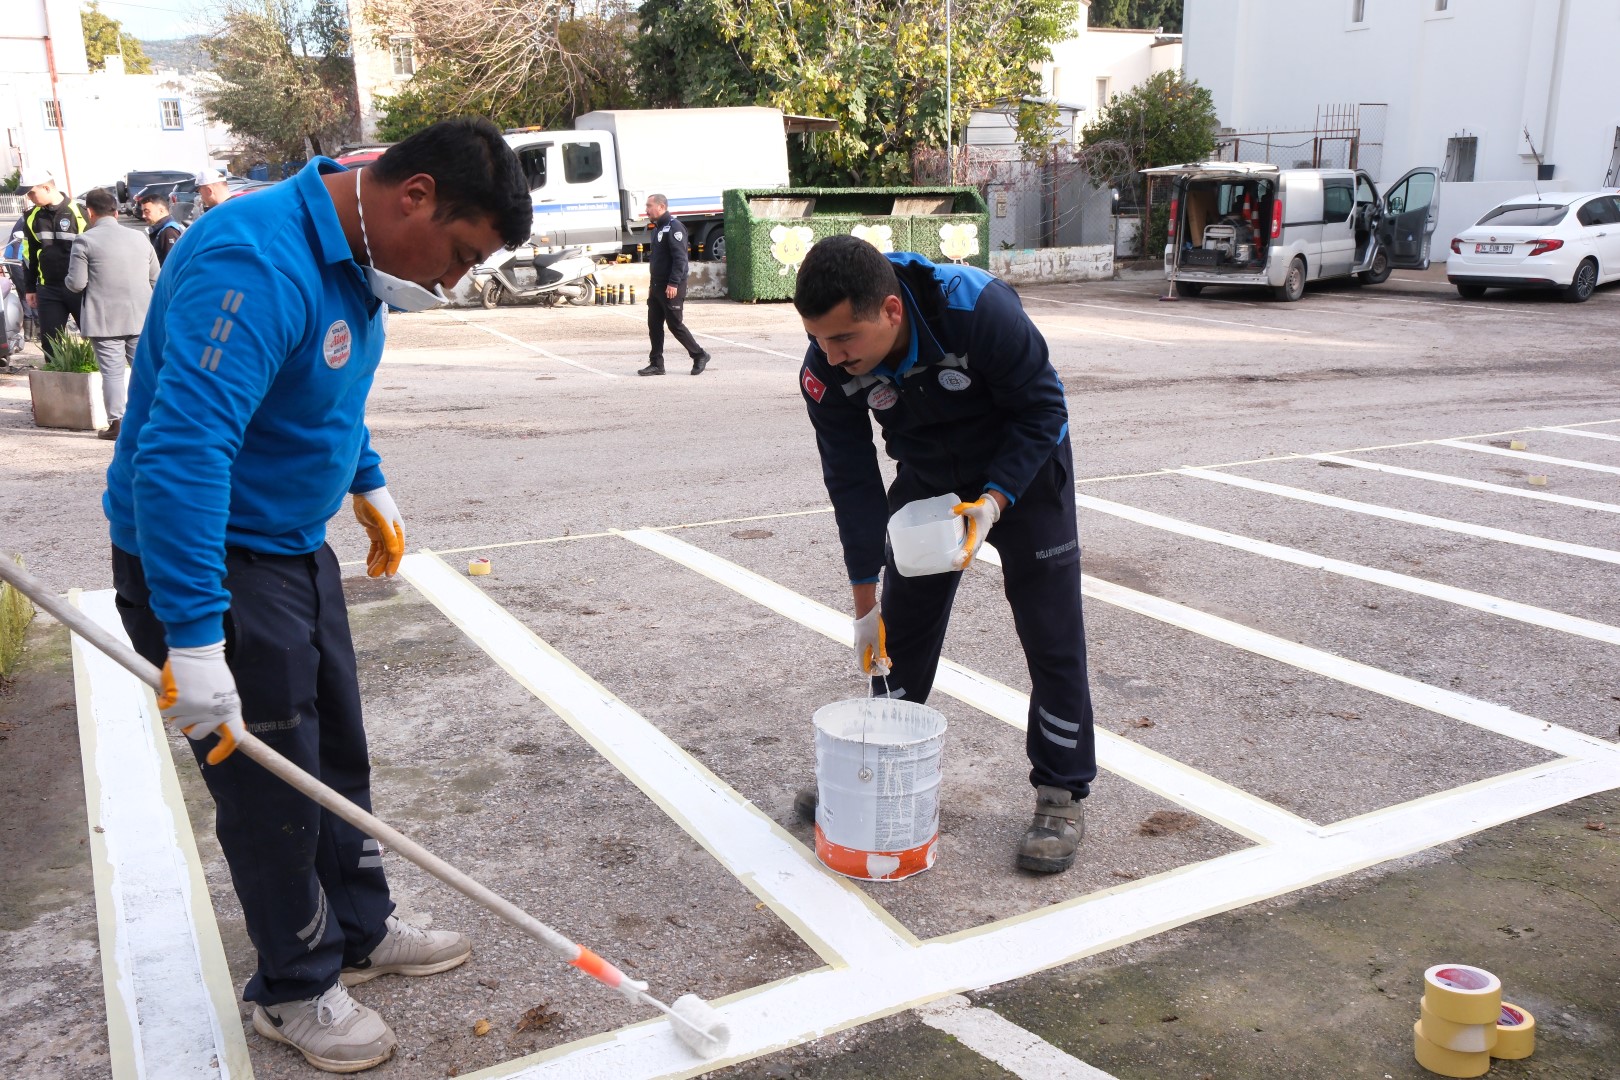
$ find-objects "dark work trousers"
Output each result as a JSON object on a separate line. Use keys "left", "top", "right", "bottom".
{"left": 112, "top": 543, "right": 393, "bottom": 1005}
{"left": 34, "top": 283, "right": 82, "bottom": 360}
{"left": 872, "top": 439, "right": 1097, "bottom": 799}
{"left": 646, "top": 280, "right": 702, "bottom": 366}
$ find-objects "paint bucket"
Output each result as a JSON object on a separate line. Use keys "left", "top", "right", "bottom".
{"left": 888, "top": 494, "right": 965, "bottom": 577}
{"left": 812, "top": 698, "right": 947, "bottom": 881}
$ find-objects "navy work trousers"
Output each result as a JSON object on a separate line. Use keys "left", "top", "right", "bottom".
{"left": 873, "top": 439, "right": 1098, "bottom": 798}
{"left": 647, "top": 280, "right": 702, "bottom": 364}
{"left": 112, "top": 543, "right": 393, "bottom": 1005}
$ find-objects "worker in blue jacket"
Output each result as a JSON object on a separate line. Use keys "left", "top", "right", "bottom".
{"left": 103, "top": 119, "right": 532, "bottom": 1074}
{"left": 793, "top": 235, "right": 1095, "bottom": 874}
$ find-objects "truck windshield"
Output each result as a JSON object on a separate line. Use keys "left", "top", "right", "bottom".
{"left": 1477, "top": 204, "right": 1568, "bottom": 227}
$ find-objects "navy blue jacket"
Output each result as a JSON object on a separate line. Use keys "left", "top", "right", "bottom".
{"left": 800, "top": 252, "right": 1069, "bottom": 583}
{"left": 647, "top": 212, "right": 689, "bottom": 287}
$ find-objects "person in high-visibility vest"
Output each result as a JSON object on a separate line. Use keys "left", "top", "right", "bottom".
{"left": 18, "top": 167, "right": 86, "bottom": 363}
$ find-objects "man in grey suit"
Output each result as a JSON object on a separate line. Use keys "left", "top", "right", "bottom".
{"left": 66, "top": 188, "right": 160, "bottom": 441}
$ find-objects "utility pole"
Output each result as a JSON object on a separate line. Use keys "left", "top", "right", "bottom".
{"left": 945, "top": 0, "right": 953, "bottom": 183}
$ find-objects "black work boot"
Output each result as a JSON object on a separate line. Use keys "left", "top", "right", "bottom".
{"left": 793, "top": 786, "right": 818, "bottom": 825}
{"left": 1016, "top": 785, "right": 1084, "bottom": 873}
{"left": 690, "top": 351, "right": 711, "bottom": 375}
{"left": 638, "top": 362, "right": 665, "bottom": 376}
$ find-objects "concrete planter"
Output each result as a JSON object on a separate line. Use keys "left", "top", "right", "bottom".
{"left": 28, "top": 369, "right": 107, "bottom": 431}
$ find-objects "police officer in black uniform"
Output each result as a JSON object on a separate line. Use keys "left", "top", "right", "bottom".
{"left": 793, "top": 235, "right": 1095, "bottom": 874}
{"left": 18, "top": 168, "right": 86, "bottom": 363}
{"left": 139, "top": 192, "right": 184, "bottom": 265}
{"left": 639, "top": 193, "right": 710, "bottom": 376}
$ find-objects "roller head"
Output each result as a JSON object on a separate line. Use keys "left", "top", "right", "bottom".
{"left": 669, "top": 994, "right": 730, "bottom": 1057}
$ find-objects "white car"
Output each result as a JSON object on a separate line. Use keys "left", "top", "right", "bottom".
{"left": 1447, "top": 191, "right": 1620, "bottom": 302}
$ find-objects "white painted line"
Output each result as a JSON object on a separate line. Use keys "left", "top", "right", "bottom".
{"left": 619, "top": 528, "right": 1315, "bottom": 846}
{"left": 916, "top": 996, "right": 1120, "bottom": 1080}
{"left": 1309, "top": 455, "right": 1620, "bottom": 514}
{"left": 1075, "top": 493, "right": 1620, "bottom": 647}
{"left": 1181, "top": 467, "right": 1620, "bottom": 566}
{"left": 603, "top": 307, "right": 804, "bottom": 360}
{"left": 1029, "top": 313, "right": 1172, "bottom": 345}
{"left": 1436, "top": 438, "right": 1620, "bottom": 476}
{"left": 1022, "top": 292, "right": 1315, "bottom": 335}
{"left": 397, "top": 552, "right": 915, "bottom": 965}
{"left": 449, "top": 312, "right": 622, "bottom": 378}
{"left": 70, "top": 590, "right": 250, "bottom": 1080}
{"left": 1537, "top": 426, "right": 1620, "bottom": 443}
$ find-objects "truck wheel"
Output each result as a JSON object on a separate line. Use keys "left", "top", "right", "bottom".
{"left": 1356, "top": 250, "right": 1390, "bottom": 285}
{"left": 567, "top": 275, "right": 597, "bottom": 306}
{"left": 1273, "top": 257, "right": 1306, "bottom": 302}
{"left": 707, "top": 228, "right": 727, "bottom": 262}
{"left": 1174, "top": 281, "right": 1203, "bottom": 298}
{"left": 479, "top": 280, "right": 503, "bottom": 309}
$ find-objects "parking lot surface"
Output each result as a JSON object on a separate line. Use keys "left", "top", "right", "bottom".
{"left": 2, "top": 269, "right": 1617, "bottom": 1079}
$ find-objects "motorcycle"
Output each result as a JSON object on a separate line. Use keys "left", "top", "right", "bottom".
{"left": 471, "top": 244, "right": 597, "bottom": 309}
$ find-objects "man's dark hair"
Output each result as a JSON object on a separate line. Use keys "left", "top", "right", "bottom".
{"left": 369, "top": 117, "right": 532, "bottom": 248}
{"left": 138, "top": 192, "right": 169, "bottom": 211}
{"left": 793, "top": 234, "right": 900, "bottom": 320}
{"left": 85, "top": 188, "right": 118, "bottom": 215}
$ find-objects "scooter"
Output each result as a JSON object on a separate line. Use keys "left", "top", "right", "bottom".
{"left": 472, "top": 244, "right": 597, "bottom": 309}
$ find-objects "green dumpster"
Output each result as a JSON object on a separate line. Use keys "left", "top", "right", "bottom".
{"left": 722, "top": 186, "right": 990, "bottom": 301}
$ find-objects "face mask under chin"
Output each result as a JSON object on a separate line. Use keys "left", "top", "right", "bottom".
{"left": 356, "top": 166, "right": 448, "bottom": 312}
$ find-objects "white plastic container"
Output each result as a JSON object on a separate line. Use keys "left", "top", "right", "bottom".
{"left": 887, "top": 494, "right": 965, "bottom": 577}
{"left": 812, "top": 698, "right": 948, "bottom": 881}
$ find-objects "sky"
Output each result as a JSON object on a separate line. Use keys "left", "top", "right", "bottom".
{"left": 90, "top": 0, "right": 210, "bottom": 42}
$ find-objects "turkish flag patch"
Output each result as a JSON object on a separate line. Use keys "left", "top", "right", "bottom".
{"left": 801, "top": 368, "right": 827, "bottom": 403}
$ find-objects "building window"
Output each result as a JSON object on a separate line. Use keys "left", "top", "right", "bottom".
{"left": 42, "top": 99, "right": 62, "bottom": 128}
{"left": 1442, "top": 136, "right": 1477, "bottom": 182}
{"left": 389, "top": 38, "right": 415, "bottom": 77}
{"left": 159, "top": 99, "right": 183, "bottom": 130}
{"left": 1605, "top": 128, "right": 1620, "bottom": 187}
{"left": 1096, "top": 78, "right": 1111, "bottom": 113}
{"left": 1351, "top": 0, "right": 1366, "bottom": 21}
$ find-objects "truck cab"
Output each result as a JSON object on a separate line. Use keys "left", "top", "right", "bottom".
{"left": 1144, "top": 162, "right": 1441, "bottom": 301}
{"left": 504, "top": 130, "right": 624, "bottom": 258}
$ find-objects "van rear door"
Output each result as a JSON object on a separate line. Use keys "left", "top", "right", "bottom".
{"left": 1379, "top": 167, "right": 1442, "bottom": 269}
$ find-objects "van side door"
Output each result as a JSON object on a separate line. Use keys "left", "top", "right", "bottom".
{"left": 1378, "top": 167, "right": 1442, "bottom": 269}
{"left": 1320, "top": 176, "right": 1357, "bottom": 277}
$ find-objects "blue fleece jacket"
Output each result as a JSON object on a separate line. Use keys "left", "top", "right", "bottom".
{"left": 104, "top": 158, "right": 386, "bottom": 648}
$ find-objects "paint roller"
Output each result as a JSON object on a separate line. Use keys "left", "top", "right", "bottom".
{"left": 0, "top": 555, "right": 731, "bottom": 1059}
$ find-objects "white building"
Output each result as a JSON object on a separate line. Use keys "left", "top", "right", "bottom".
{"left": 1040, "top": 5, "right": 1184, "bottom": 121}
{"left": 346, "top": 0, "right": 415, "bottom": 143}
{"left": 3, "top": 0, "right": 223, "bottom": 195}
{"left": 1184, "top": 0, "right": 1620, "bottom": 255}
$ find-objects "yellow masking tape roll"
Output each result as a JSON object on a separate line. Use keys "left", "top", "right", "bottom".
{"left": 1491, "top": 1002, "right": 1535, "bottom": 1060}
{"left": 468, "top": 558, "right": 492, "bottom": 576}
{"left": 1419, "top": 995, "right": 1496, "bottom": 1053}
{"left": 1413, "top": 1020, "right": 1490, "bottom": 1078}
{"left": 1423, "top": 964, "right": 1502, "bottom": 1025}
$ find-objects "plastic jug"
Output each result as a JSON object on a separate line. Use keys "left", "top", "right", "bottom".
{"left": 888, "top": 494, "right": 965, "bottom": 577}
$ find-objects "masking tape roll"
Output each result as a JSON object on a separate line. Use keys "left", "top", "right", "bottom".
{"left": 1423, "top": 964, "right": 1502, "bottom": 1025}
{"left": 1413, "top": 1020, "right": 1490, "bottom": 1078}
{"left": 468, "top": 558, "right": 492, "bottom": 576}
{"left": 1418, "top": 996, "right": 1496, "bottom": 1053}
{"left": 1491, "top": 1002, "right": 1535, "bottom": 1060}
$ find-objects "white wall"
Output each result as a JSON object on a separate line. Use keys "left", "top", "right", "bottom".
{"left": 1041, "top": 3, "right": 1183, "bottom": 124}
{"left": 348, "top": 0, "right": 413, "bottom": 141}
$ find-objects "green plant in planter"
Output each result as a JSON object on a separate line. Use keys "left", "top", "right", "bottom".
{"left": 42, "top": 331, "right": 98, "bottom": 373}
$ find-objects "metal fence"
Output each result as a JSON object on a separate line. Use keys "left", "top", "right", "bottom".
{"left": 1215, "top": 103, "right": 1389, "bottom": 179}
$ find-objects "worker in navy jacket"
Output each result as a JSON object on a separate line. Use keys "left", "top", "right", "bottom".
{"left": 103, "top": 119, "right": 532, "bottom": 1073}
{"left": 638, "top": 193, "right": 710, "bottom": 375}
{"left": 794, "top": 236, "right": 1095, "bottom": 874}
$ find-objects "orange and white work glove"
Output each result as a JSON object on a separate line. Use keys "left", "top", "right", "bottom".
{"left": 853, "top": 606, "right": 891, "bottom": 677}
{"left": 353, "top": 487, "right": 405, "bottom": 577}
{"left": 159, "top": 642, "right": 245, "bottom": 764}
{"left": 952, "top": 494, "right": 1001, "bottom": 569}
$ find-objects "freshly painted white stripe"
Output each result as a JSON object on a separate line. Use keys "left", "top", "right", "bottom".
{"left": 1436, "top": 438, "right": 1620, "bottom": 476}
{"left": 619, "top": 528, "right": 1315, "bottom": 846}
{"left": 1021, "top": 292, "right": 1315, "bottom": 335}
{"left": 1181, "top": 467, "right": 1620, "bottom": 566}
{"left": 1537, "top": 426, "right": 1620, "bottom": 443}
{"left": 1308, "top": 454, "right": 1620, "bottom": 514}
{"left": 71, "top": 590, "right": 249, "bottom": 1080}
{"left": 449, "top": 313, "right": 622, "bottom": 378}
{"left": 1074, "top": 492, "right": 1620, "bottom": 646}
{"left": 398, "top": 552, "right": 914, "bottom": 964}
{"left": 479, "top": 756, "right": 1620, "bottom": 1079}
{"left": 916, "top": 996, "right": 1120, "bottom": 1080}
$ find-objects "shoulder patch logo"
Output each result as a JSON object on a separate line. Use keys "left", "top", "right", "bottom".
{"left": 801, "top": 368, "right": 826, "bottom": 403}
{"left": 674, "top": 231, "right": 684, "bottom": 242}
{"left": 323, "top": 320, "right": 352, "bottom": 369}
{"left": 938, "top": 369, "right": 971, "bottom": 391}
{"left": 867, "top": 384, "right": 899, "bottom": 411}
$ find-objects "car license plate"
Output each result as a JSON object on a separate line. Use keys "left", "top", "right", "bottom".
{"left": 1475, "top": 243, "right": 1514, "bottom": 254}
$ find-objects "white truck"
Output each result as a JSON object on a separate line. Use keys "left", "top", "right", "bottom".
{"left": 503, "top": 107, "right": 791, "bottom": 262}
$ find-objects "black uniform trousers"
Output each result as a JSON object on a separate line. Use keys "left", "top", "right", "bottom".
{"left": 646, "top": 280, "right": 702, "bottom": 366}
{"left": 112, "top": 543, "right": 393, "bottom": 1005}
{"left": 872, "top": 439, "right": 1097, "bottom": 798}
{"left": 35, "top": 284, "right": 82, "bottom": 361}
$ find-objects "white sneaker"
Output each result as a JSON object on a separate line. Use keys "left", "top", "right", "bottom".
{"left": 341, "top": 914, "right": 471, "bottom": 986}
{"left": 251, "top": 982, "right": 395, "bottom": 1073}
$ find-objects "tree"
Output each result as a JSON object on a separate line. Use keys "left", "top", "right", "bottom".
{"left": 1088, "top": 0, "right": 1182, "bottom": 32}
{"left": 199, "top": 0, "right": 357, "bottom": 162}
{"left": 1081, "top": 69, "right": 1215, "bottom": 249}
{"left": 635, "top": 0, "right": 1077, "bottom": 186}
{"left": 82, "top": 2, "right": 153, "bottom": 73}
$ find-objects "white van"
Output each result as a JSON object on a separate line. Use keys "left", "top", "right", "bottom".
{"left": 1142, "top": 162, "right": 1442, "bottom": 300}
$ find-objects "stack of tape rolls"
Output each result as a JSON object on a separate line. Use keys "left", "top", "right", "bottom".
{"left": 1413, "top": 964, "right": 1535, "bottom": 1076}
